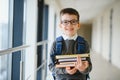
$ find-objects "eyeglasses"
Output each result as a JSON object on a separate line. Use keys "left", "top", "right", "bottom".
{"left": 61, "top": 20, "right": 79, "bottom": 26}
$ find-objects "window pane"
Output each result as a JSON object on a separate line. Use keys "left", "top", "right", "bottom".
{"left": 0, "top": 0, "right": 9, "bottom": 80}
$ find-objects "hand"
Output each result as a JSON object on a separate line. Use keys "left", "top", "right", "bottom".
{"left": 66, "top": 66, "right": 77, "bottom": 75}
{"left": 75, "top": 55, "right": 89, "bottom": 72}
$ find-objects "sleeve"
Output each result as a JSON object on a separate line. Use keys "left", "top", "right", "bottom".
{"left": 78, "top": 40, "right": 92, "bottom": 74}
{"left": 48, "top": 41, "right": 68, "bottom": 75}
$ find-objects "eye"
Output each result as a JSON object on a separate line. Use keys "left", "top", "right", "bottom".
{"left": 71, "top": 20, "right": 78, "bottom": 24}
{"left": 64, "top": 21, "right": 68, "bottom": 23}
{"left": 71, "top": 20, "right": 76, "bottom": 23}
{"left": 61, "top": 20, "right": 68, "bottom": 24}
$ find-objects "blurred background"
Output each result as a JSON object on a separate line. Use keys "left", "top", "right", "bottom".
{"left": 0, "top": 0, "right": 120, "bottom": 80}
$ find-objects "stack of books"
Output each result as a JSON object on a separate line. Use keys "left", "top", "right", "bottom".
{"left": 55, "top": 53, "right": 90, "bottom": 68}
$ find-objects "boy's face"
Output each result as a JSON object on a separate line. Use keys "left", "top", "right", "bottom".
{"left": 59, "top": 13, "right": 80, "bottom": 37}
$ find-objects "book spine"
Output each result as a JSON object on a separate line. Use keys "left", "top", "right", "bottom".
{"left": 56, "top": 63, "right": 75, "bottom": 68}
{"left": 58, "top": 57, "right": 86, "bottom": 62}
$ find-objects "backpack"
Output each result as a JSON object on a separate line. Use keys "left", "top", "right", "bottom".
{"left": 55, "top": 36, "right": 90, "bottom": 80}
{"left": 55, "top": 36, "right": 88, "bottom": 55}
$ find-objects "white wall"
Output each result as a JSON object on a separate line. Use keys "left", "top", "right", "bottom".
{"left": 112, "top": 1, "right": 120, "bottom": 68}
{"left": 92, "top": 0, "right": 120, "bottom": 69}
{"left": 92, "top": 17, "right": 103, "bottom": 54}
{"left": 101, "top": 10, "right": 110, "bottom": 60}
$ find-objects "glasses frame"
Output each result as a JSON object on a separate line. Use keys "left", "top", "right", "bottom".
{"left": 61, "top": 19, "right": 79, "bottom": 26}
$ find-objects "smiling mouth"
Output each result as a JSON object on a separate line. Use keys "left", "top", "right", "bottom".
{"left": 66, "top": 28, "right": 74, "bottom": 31}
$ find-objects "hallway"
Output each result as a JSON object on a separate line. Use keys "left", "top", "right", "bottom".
{"left": 1, "top": 0, "right": 120, "bottom": 80}
{"left": 90, "top": 52, "right": 120, "bottom": 80}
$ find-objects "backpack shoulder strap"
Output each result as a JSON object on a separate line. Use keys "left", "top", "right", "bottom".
{"left": 76, "top": 36, "right": 86, "bottom": 54}
{"left": 55, "top": 36, "right": 63, "bottom": 55}
{"left": 51, "top": 36, "right": 63, "bottom": 79}
{"left": 77, "top": 36, "right": 85, "bottom": 43}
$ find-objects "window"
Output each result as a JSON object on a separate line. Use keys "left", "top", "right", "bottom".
{"left": 0, "top": 0, "right": 9, "bottom": 80}
{"left": 0, "top": 0, "right": 13, "bottom": 80}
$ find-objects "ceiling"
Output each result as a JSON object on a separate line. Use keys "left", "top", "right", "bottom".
{"left": 57, "top": 0, "right": 116, "bottom": 24}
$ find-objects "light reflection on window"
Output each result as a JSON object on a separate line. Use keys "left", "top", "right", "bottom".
{"left": 0, "top": 0, "right": 9, "bottom": 80}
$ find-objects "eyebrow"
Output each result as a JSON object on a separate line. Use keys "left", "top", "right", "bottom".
{"left": 61, "top": 19, "right": 78, "bottom": 21}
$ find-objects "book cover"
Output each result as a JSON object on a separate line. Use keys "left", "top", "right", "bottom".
{"left": 56, "top": 53, "right": 90, "bottom": 59}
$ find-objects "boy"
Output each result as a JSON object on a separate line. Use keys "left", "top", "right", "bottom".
{"left": 48, "top": 8, "right": 92, "bottom": 80}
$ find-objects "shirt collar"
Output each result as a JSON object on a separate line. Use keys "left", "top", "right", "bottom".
{"left": 62, "top": 33, "right": 78, "bottom": 40}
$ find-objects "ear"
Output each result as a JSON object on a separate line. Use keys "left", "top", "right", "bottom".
{"left": 77, "top": 22, "right": 80, "bottom": 29}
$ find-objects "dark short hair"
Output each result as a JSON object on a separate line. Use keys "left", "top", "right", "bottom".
{"left": 60, "top": 8, "right": 80, "bottom": 21}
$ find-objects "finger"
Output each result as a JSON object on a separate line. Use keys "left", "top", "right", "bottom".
{"left": 66, "top": 66, "right": 71, "bottom": 70}
{"left": 75, "top": 62, "right": 77, "bottom": 68}
{"left": 83, "top": 61, "right": 88, "bottom": 65}
{"left": 77, "top": 55, "right": 82, "bottom": 66}
{"left": 83, "top": 61, "right": 89, "bottom": 68}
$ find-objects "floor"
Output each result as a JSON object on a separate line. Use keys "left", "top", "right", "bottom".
{"left": 90, "top": 52, "right": 120, "bottom": 80}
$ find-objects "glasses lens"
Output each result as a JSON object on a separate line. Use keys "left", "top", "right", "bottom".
{"left": 71, "top": 20, "right": 78, "bottom": 25}
{"left": 61, "top": 20, "right": 78, "bottom": 25}
{"left": 61, "top": 20, "right": 69, "bottom": 25}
